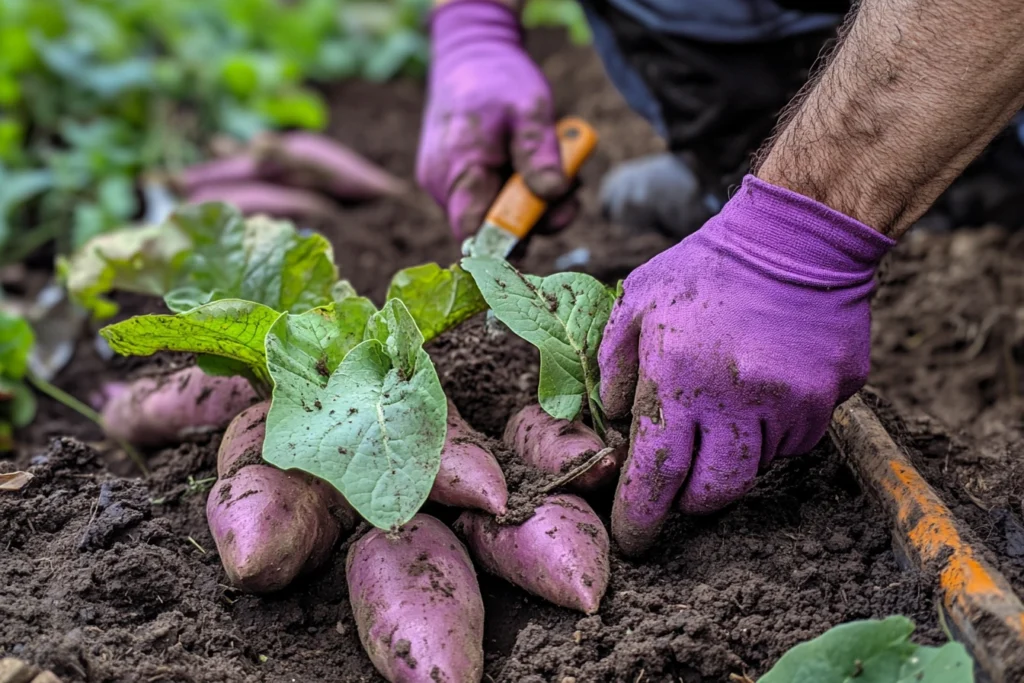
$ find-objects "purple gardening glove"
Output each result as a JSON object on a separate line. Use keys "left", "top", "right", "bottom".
{"left": 599, "top": 175, "right": 895, "bottom": 556}
{"left": 417, "top": 0, "right": 573, "bottom": 239}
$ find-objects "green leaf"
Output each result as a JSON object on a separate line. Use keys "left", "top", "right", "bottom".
{"left": 462, "top": 256, "right": 613, "bottom": 422}
{"left": 264, "top": 299, "right": 445, "bottom": 530}
{"left": 759, "top": 616, "right": 973, "bottom": 683}
{"left": 58, "top": 223, "right": 192, "bottom": 319}
{"left": 257, "top": 89, "right": 327, "bottom": 130}
{"left": 0, "top": 378, "right": 37, "bottom": 429}
{"left": 0, "top": 312, "right": 34, "bottom": 381}
{"left": 172, "top": 203, "right": 338, "bottom": 313}
{"left": 386, "top": 263, "right": 487, "bottom": 343}
{"left": 100, "top": 300, "right": 280, "bottom": 389}
{"left": 263, "top": 296, "right": 378, "bottom": 390}
{"left": 97, "top": 174, "right": 138, "bottom": 220}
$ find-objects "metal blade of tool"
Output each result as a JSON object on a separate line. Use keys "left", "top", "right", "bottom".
{"left": 461, "top": 117, "right": 598, "bottom": 333}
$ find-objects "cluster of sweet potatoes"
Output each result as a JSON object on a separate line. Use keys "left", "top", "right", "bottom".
{"left": 97, "top": 368, "right": 623, "bottom": 683}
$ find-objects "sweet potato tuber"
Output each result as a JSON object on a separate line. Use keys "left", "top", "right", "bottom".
{"left": 457, "top": 494, "right": 610, "bottom": 614}
{"left": 429, "top": 401, "right": 508, "bottom": 515}
{"left": 255, "top": 131, "right": 407, "bottom": 200}
{"left": 347, "top": 514, "right": 484, "bottom": 683}
{"left": 504, "top": 404, "right": 623, "bottom": 493}
{"left": 207, "top": 401, "right": 355, "bottom": 593}
{"left": 99, "top": 366, "right": 257, "bottom": 447}
{"left": 185, "top": 181, "right": 339, "bottom": 221}
{"left": 166, "top": 155, "right": 262, "bottom": 196}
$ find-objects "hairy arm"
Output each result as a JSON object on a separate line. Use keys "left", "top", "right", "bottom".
{"left": 756, "top": 0, "right": 1024, "bottom": 239}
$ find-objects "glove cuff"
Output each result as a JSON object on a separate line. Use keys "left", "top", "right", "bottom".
{"left": 712, "top": 175, "right": 896, "bottom": 287}
{"left": 429, "top": 1, "right": 523, "bottom": 51}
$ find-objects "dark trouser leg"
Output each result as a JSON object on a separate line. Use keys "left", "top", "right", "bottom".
{"left": 592, "top": 1, "right": 835, "bottom": 201}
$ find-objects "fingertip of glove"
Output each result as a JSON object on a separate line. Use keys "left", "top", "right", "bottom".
{"left": 525, "top": 167, "right": 569, "bottom": 200}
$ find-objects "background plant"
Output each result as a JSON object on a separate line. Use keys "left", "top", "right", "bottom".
{"left": 0, "top": 0, "right": 586, "bottom": 265}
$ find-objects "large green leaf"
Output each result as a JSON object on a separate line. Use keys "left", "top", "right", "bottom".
{"left": 61, "top": 202, "right": 340, "bottom": 318}
{"left": 462, "top": 256, "right": 613, "bottom": 422}
{"left": 759, "top": 616, "right": 973, "bottom": 683}
{"left": 0, "top": 311, "right": 34, "bottom": 380}
{"left": 263, "top": 295, "right": 377, "bottom": 390}
{"left": 263, "top": 299, "right": 445, "bottom": 530}
{"left": 386, "top": 262, "right": 486, "bottom": 343}
{"left": 58, "top": 222, "right": 191, "bottom": 319}
{"left": 100, "top": 299, "right": 280, "bottom": 388}
{"left": 167, "top": 203, "right": 338, "bottom": 313}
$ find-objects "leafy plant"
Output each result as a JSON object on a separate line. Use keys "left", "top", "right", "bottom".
{"left": 462, "top": 256, "right": 614, "bottom": 434}
{"left": 92, "top": 204, "right": 486, "bottom": 529}
{"left": 759, "top": 616, "right": 973, "bottom": 683}
{"left": 263, "top": 298, "right": 446, "bottom": 528}
{"left": 60, "top": 202, "right": 336, "bottom": 319}
{"left": 1, "top": 0, "right": 431, "bottom": 263}
{"left": 0, "top": 312, "right": 37, "bottom": 451}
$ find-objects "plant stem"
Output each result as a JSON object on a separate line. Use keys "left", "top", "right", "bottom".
{"left": 26, "top": 371, "right": 150, "bottom": 476}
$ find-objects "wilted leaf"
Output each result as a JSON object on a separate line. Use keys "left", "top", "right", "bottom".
{"left": 0, "top": 470, "right": 34, "bottom": 491}
{"left": 58, "top": 222, "right": 191, "bottom": 319}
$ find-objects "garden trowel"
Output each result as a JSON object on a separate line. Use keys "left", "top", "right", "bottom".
{"left": 461, "top": 116, "right": 598, "bottom": 261}
{"left": 462, "top": 116, "right": 598, "bottom": 335}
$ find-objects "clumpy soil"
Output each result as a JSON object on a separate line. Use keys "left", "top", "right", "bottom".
{"left": 1, "top": 317, "right": 940, "bottom": 683}
{"left": 4, "top": 29, "right": 1021, "bottom": 683}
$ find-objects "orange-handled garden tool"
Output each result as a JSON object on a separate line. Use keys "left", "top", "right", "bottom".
{"left": 462, "top": 116, "right": 598, "bottom": 259}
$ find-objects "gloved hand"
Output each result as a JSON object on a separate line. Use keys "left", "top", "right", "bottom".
{"left": 599, "top": 175, "right": 895, "bottom": 556}
{"left": 417, "top": 0, "right": 572, "bottom": 239}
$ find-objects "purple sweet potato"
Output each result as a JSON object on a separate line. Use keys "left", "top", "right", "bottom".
{"left": 185, "top": 181, "right": 339, "bottom": 221}
{"left": 255, "top": 131, "right": 407, "bottom": 200}
{"left": 504, "top": 404, "right": 624, "bottom": 493}
{"left": 429, "top": 401, "right": 508, "bottom": 515}
{"left": 99, "top": 366, "right": 258, "bottom": 447}
{"left": 456, "top": 494, "right": 610, "bottom": 614}
{"left": 207, "top": 401, "right": 355, "bottom": 593}
{"left": 347, "top": 514, "right": 484, "bottom": 683}
{"left": 166, "top": 155, "right": 262, "bottom": 195}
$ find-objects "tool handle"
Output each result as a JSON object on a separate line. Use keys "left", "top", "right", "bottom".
{"left": 482, "top": 117, "right": 598, "bottom": 239}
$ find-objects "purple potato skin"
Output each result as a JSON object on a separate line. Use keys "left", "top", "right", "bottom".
{"left": 206, "top": 401, "right": 355, "bottom": 593}
{"left": 186, "top": 182, "right": 339, "bottom": 220}
{"left": 457, "top": 494, "right": 610, "bottom": 614}
{"left": 100, "top": 366, "right": 258, "bottom": 448}
{"left": 504, "top": 404, "right": 624, "bottom": 493}
{"left": 430, "top": 401, "right": 508, "bottom": 515}
{"left": 347, "top": 515, "right": 485, "bottom": 683}
{"left": 169, "top": 155, "right": 261, "bottom": 195}
{"left": 259, "top": 131, "right": 407, "bottom": 200}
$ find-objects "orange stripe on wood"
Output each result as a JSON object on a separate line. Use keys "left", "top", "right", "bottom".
{"left": 879, "top": 459, "right": 1024, "bottom": 637}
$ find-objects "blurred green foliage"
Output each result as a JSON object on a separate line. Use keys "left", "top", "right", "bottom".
{"left": 0, "top": 0, "right": 586, "bottom": 265}
{"left": 0, "top": 0, "right": 431, "bottom": 261}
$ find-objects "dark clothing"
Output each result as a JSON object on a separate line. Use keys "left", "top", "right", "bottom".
{"left": 581, "top": 0, "right": 848, "bottom": 199}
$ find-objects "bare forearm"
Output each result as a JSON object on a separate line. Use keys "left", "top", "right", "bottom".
{"left": 756, "top": 0, "right": 1024, "bottom": 239}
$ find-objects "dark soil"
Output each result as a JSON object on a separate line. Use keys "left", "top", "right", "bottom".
{"left": 0, "top": 316, "right": 941, "bottom": 683}
{"left": 3, "top": 29, "right": 1021, "bottom": 683}
{"left": 870, "top": 226, "right": 1024, "bottom": 595}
